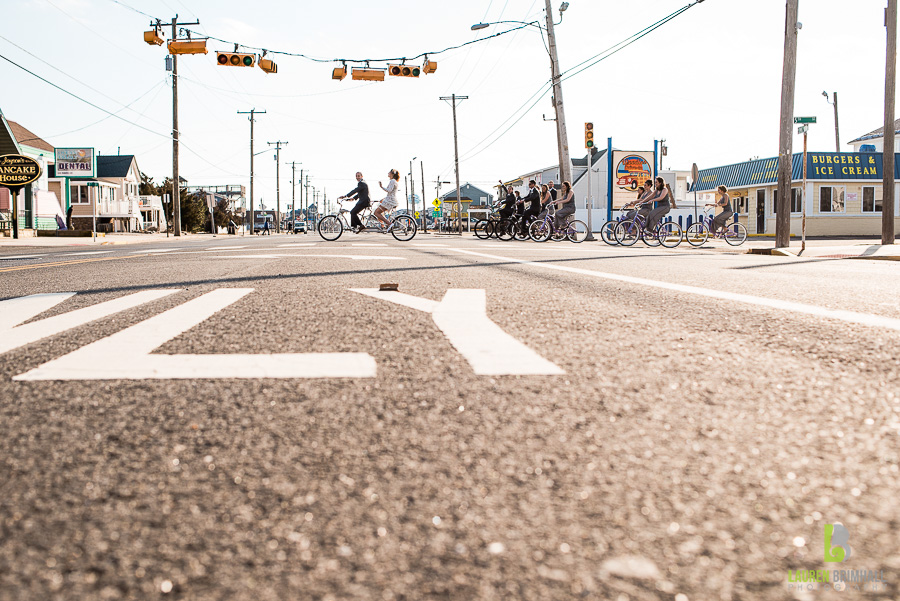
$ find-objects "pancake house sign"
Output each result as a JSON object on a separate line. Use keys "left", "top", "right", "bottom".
{"left": 0, "top": 154, "right": 42, "bottom": 189}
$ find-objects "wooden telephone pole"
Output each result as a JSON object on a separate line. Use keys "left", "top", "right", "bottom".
{"left": 884, "top": 0, "right": 897, "bottom": 245}
{"left": 776, "top": 0, "right": 799, "bottom": 248}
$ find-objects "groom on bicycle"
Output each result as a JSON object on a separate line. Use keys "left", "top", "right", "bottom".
{"left": 343, "top": 172, "right": 371, "bottom": 233}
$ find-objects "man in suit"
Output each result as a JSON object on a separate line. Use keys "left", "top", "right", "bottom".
{"left": 519, "top": 180, "right": 540, "bottom": 235}
{"left": 343, "top": 172, "right": 370, "bottom": 233}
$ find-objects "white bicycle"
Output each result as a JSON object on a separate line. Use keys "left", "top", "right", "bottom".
{"left": 317, "top": 198, "right": 417, "bottom": 242}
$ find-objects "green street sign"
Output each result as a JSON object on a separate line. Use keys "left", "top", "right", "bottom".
{"left": 793, "top": 116, "right": 817, "bottom": 124}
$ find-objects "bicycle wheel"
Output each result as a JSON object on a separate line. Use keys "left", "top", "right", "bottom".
{"left": 685, "top": 223, "right": 708, "bottom": 247}
{"left": 496, "top": 219, "right": 515, "bottom": 241}
{"left": 317, "top": 215, "right": 343, "bottom": 241}
{"left": 566, "top": 220, "right": 589, "bottom": 243}
{"left": 657, "top": 221, "right": 683, "bottom": 248}
{"left": 389, "top": 214, "right": 417, "bottom": 241}
{"left": 724, "top": 222, "right": 748, "bottom": 246}
{"left": 473, "top": 219, "right": 493, "bottom": 239}
{"left": 600, "top": 220, "right": 619, "bottom": 246}
{"left": 514, "top": 218, "right": 530, "bottom": 241}
{"left": 529, "top": 219, "right": 551, "bottom": 242}
{"left": 614, "top": 220, "right": 640, "bottom": 246}
{"left": 641, "top": 225, "right": 661, "bottom": 247}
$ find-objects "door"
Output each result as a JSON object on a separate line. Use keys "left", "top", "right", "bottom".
{"left": 756, "top": 189, "right": 766, "bottom": 234}
{"left": 24, "top": 185, "right": 34, "bottom": 229}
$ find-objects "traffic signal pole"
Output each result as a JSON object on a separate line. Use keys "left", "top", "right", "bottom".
{"left": 238, "top": 109, "right": 265, "bottom": 234}
{"left": 168, "top": 16, "right": 199, "bottom": 237}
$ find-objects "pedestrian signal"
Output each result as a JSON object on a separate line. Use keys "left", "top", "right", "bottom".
{"left": 388, "top": 64, "right": 420, "bottom": 78}
{"left": 167, "top": 40, "right": 208, "bottom": 55}
{"left": 217, "top": 52, "right": 255, "bottom": 67}
{"left": 584, "top": 122, "right": 594, "bottom": 149}
{"left": 259, "top": 58, "right": 277, "bottom": 74}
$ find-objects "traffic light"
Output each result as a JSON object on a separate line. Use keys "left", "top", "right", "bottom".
{"left": 422, "top": 59, "right": 437, "bottom": 74}
{"left": 217, "top": 52, "right": 255, "bottom": 67}
{"left": 143, "top": 28, "right": 164, "bottom": 46}
{"left": 167, "top": 39, "right": 208, "bottom": 55}
{"left": 259, "top": 58, "right": 277, "bottom": 74}
{"left": 351, "top": 68, "right": 386, "bottom": 81}
{"left": 332, "top": 65, "right": 347, "bottom": 80}
{"left": 388, "top": 64, "right": 420, "bottom": 78}
{"left": 584, "top": 122, "right": 594, "bottom": 149}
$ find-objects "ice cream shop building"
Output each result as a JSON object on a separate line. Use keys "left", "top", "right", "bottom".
{"left": 690, "top": 151, "right": 900, "bottom": 236}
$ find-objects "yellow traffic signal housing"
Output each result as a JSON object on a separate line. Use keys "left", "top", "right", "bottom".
{"left": 351, "top": 68, "right": 386, "bottom": 82}
{"left": 143, "top": 29, "right": 164, "bottom": 46}
{"left": 217, "top": 52, "right": 255, "bottom": 67}
{"left": 422, "top": 60, "right": 437, "bottom": 74}
{"left": 259, "top": 58, "right": 277, "bottom": 74}
{"left": 167, "top": 39, "right": 208, "bottom": 55}
{"left": 332, "top": 66, "right": 347, "bottom": 80}
{"left": 584, "top": 122, "right": 594, "bottom": 149}
{"left": 388, "top": 64, "right": 420, "bottom": 78}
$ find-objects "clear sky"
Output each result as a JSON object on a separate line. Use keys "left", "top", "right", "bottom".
{"left": 1, "top": 0, "right": 894, "bottom": 209}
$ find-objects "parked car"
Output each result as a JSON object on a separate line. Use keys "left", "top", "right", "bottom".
{"left": 293, "top": 220, "right": 308, "bottom": 233}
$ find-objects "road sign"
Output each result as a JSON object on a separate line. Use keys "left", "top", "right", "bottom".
{"left": 793, "top": 116, "right": 816, "bottom": 124}
{"left": 414, "top": 211, "right": 420, "bottom": 218}
{"left": 691, "top": 163, "right": 699, "bottom": 183}
{"left": 798, "top": 124, "right": 809, "bottom": 135}
{"left": 432, "top": 199, "right": 441, "bottom": 207}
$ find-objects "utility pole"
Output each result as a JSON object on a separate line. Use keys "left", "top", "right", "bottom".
{"left": 268, "top": 141, "right": 287, "bottom": 232}
{"left": 169, "top": 16, "right": 199, "bottom": 236}
{"left": 545, "top": 0, "right": 572, "bottom": 184}
{"left": 409, "top": 157, "right": 417, "bottom": 224}
{"left": 304, "top": 175, "right": 310, "bottom": 223}
{"left": 420, "top": 161, "right": 427, "bottom": 233}
{"left": 831, "top": 93, "right": 840, "bottom": 152}
{"left": 884, "top": 0, "right": 897, "bottom": 245}
{"left": 237, "top": 109, "right": 265, "bottom": 234}
{"left": 287, "top": 161, "right": 300, "bottom": 232}
{"left": 776, "top": 0, "right": 799, "bottom": 248}
{"left": 440, "top": 94, "right": 468, "bottom": 235}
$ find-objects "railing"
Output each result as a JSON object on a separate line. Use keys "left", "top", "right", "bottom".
{"left": 99, "top": 197, "right": 141, "bottom": 216}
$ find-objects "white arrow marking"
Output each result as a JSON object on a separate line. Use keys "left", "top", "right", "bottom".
{"left": 0, "top": 290, "right": 180, "bottom": 355}
{"left": 15, "top": 288, "right": 375, "bottom": 381}
{"left": 350, "top": 288, "right": 563, "bottom": 376}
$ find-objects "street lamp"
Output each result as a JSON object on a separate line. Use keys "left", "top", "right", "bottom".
{"left": 470, "top": 0, "right": 572, "bottom": 185}
{"left": 822, "top": 91, "right": 841, "bottom": 153}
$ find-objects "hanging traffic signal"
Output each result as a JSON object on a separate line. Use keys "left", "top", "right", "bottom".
{"left": 351, "top": 68, "right": 386, "bottom": 81}
{"left": 143, "top": 28, "right": 164, "bottom": 46}
{"left": 422, "top": 59, "right": 437, "bottom": 74}
{"left": 584, "top": 122, "right": 594, "bottom": 149}
{"left": 167, "top": 39, "right": 208, "bottom": 55}
{"left": 259, "top": 58, "right": 277, "bottom": 74}
{"left": 332, "top": 65, "right": 347, "bottom": 80}
{"left": 217, "top": 52, "right": 255, "bottom": 67}
{"left": 388, "top": 64, "right": 420, "bottom": 78}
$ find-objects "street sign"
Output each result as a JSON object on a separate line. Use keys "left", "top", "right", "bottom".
{"left": 414, "top": 211, "right": 420, "bottom": 218}
{"left": 798, "top": 124, "right": 809, "bottom": 135}
{"left": 793, "top": 116, "right": 817, "bottom": 124}
{"left": 691, "top": 163, "right": 699, "bottom": 183}
{"left": 0, "top": 154, "right": 42, "bottom": 188}
{"left": 432, "top": 199, "right": 441, "bottom": 207}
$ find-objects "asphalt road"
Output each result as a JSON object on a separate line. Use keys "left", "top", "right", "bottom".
{"left": 1, "top": 232, "right": 898, "bottom": 601}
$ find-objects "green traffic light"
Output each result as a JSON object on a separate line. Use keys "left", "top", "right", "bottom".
{"left": 243, "top": 55, "right": 253, "bottom": 66}
{"left": 412, "top": 67, "right": 420, "bottom": 76}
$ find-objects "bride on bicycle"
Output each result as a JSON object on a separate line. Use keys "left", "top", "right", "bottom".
{"left": 374, "top": 169, "right": 400, "bottom": 231}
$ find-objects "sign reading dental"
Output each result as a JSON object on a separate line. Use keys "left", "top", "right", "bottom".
{"left": 611, "top": 151, "right": 654, "bottom": 209}
{"left": 55, "top": 147, "right": 96, "bottom": 178}
{"left": 0, "top": 154, "right": 42, "bottom": 188}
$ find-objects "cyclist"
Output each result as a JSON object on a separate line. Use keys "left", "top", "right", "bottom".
{"left": 645, "top": 176, "right": 676, "bottom": 233}
{"left": 519, "top": 180, "right": 540, "bottom": 236}
{"left": 552, "top": 180, "right": 575, "bottom": 230}
{"left": 339, "top": 172, "right": 371, "bottom": 233}
{"left": 706, "top": 185, "right": 733, "bottom": 236}
{"left": 374, "top": 169, "right": 400, "bottom": 230}
{"left": 498, "top": 184, "right": 517, "bottom": 220}
{"left": 622, "top": 180, "right": 654, "bottom": 222}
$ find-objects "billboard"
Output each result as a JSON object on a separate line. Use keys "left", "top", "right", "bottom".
{"left": 612, "top": 151, "right": 654, "bottom": 209}
{"left": 55, "top": 147, "right": 95, "bottom": 178}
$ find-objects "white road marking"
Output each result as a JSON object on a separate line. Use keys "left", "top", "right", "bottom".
{"left": 0, "top": 290, "right": 180, "bottom": 355}
{"left": 204, "top": 246, "right": 248, "bottom": 251}
{"left": 0, "top": 254, "right": 46, "bottom": 260}
{"left": 453, "top": 248, "right": 900, "bottom": 332}
{"left": 15, "top": 288, "right": 376, "bottom": 381}
{"left": 208, "top": 254, "right": 406, "bottom": 260}
{"left": 133, "top": 248, "right": 182, "bottom": 254}
{"left": 278, "top": 243, "right": 318, "bottom": 247}
{"left": 412, "top": 243, "right": 449, "bottom": 248}
{"left": 351, "top": 243, "right": 388, "bottom": 247}
{"left": 58, "top": 251, "right": 114, "bottom": 256}
{"left": 351, "top": 288, "right": 563, "bottom": 376}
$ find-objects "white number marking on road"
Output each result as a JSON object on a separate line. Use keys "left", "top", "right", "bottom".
{"left": 453, "top": 248, "right": 900, "bottom": 332}
{"left": 14, "top": 288, "right": 376, "bottom": 381}
{"left": 350, "top": 288, "right": 563, "bottom": 376}
{"left": 0, "top": 290, "right": 180, "bottom": 355}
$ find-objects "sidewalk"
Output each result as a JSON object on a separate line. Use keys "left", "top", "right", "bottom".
{"left": 745, "top": 238, "right": 900, "bottom": 261}
{"left": 0, "top": 232, "right": 246, "bottom": 247}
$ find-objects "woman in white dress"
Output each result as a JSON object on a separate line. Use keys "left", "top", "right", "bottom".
{"left": 375, "top": 169, "right": 400, "bottom": 230}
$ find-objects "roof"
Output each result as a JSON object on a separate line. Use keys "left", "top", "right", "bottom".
{"left": 849, "top": 118, "right": 900, "bottom": 144}
{"left": 572, "top": 149, "right": 608, "bottom": 187}
{"left": 0, "top": 112, "right": 20, "bottom": 155}
{"left": 440, "top": 182, "right": 493, "bottom": 202}
{"left": 7, "top": 120, "right": 54, "bottom": 153}
{"left": 690, "top": 151, "right": 893, "bottom": 191}
{"left": 97, "top": 155, "right": 137, "bottom": 178}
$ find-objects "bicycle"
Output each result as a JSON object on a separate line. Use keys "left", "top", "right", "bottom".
{"left": 317, "top": 198, "right": 417, "bottom": 241}
{"left": 473, "top": 200, "right": 513, "bottom": 240}
{"left": 684, "top": 208, "right": 748, "bottom": 247}
{"left": 598, "top": 209, "right": 634, "bottom": 246}
{"left": 528, "top": 204, "right": 589, "bottom": 243}
{"left": 613, "top": 212, "right": 683, "bottom": 248}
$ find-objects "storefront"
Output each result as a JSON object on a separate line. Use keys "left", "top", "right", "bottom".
{"left": 691, "top": 152, "right": 900, "bottom": 236}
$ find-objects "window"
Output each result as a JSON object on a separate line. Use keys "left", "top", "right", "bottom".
{"left": 773, "top": 188, "right": 802, "bottom": 214}
{"left": 862, "top": 186, "right": 883, "bottom": 212}
{"left": 819, "top": 186, "right": 845, "bottom": 213}
{"left": 735, "top": 195, "right": 747, "bottom": 214}
{"left": 70, "top": 184, "right": 90, "bottom": 204}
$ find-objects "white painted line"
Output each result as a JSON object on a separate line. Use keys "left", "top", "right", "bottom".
{"left": 208, "top": 254, "right": 406, "bottom": 260}
{"left": 58, "top": 251, "right": 114, "bottom": 256}
{"left": 350, "top": 288, "right": 563, "bottom": 376}
{"left": 15, "top": 288, "right": 375, "bottom": 380}
{"left": 0, "top": 254, "right": 46, "bottom": 260}
{"left": 453, "top": 248, "right": 900, "bottom": 332}
{"left": 351, "top": 243, "right": 388, "bottom": 247}
{"left": 133, "top": 248, "right": 182, "bottom": 254}
{"left": 204, "top": 246, "right": 248, "bottom": 251}
{"left": 412, "top": 244, "right": 449, "bottom": 248}
{"left": 277, "top": 243, "right": 318, "bottom": 247}
{"left": 0, "top": 290, "right": 180, "bottom": 355}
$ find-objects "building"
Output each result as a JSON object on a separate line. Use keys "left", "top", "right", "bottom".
{"left": 55, "top": 154, "right": 144, "bottom": 232}
{"left": 439, "top": 183, "right": 494, "bottom": 218}
{"left": 848, "top": 118, "right": 900, "bottom": 152}
{"left": 690, "top": 151, "right": 900, "bottom": 236}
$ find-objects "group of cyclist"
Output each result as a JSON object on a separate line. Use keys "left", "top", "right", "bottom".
{"left": 497, "top": 178, "right": 576, "bottom": 235}
{"left": 621, "top": 177, "right": 733, "bottom": 237}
